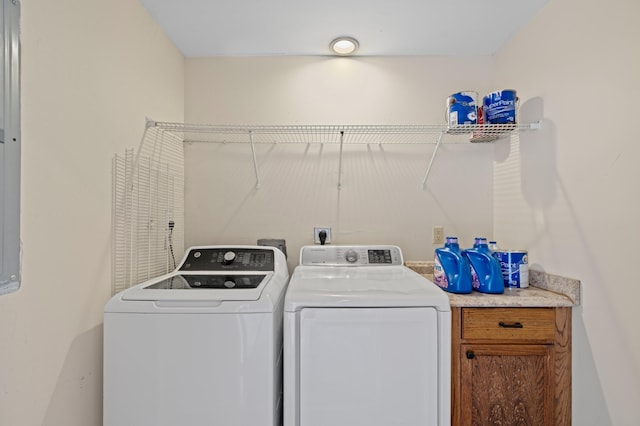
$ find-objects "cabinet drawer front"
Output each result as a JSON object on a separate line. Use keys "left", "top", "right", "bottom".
{"left": 462, "top": 308, "right": 556, "bottom": 341}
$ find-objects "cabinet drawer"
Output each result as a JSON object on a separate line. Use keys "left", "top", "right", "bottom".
{"left": 461, "top": 308, "right": 556, "bottom": 341}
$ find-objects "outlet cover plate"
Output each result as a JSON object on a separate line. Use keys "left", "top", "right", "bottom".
{"left": 432, "top": 226, "right": 444, "bottom": 244}
{"left": 314, "top": 227, "right": 332, "bottom": 244}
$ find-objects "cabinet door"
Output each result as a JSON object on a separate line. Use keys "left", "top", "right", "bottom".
{"left": 460, "top": 344, "right": 554, "bottom": 426}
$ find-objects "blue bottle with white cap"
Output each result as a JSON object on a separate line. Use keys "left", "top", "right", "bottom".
{"left": 434, "top": 236, "right": 472, "bottom": 294}
{"left": 464, "top": 237, "right": 504, "bottom": 294}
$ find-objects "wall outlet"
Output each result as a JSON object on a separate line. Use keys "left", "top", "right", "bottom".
{"left": 432, "top": 226, "right": 444, "bottom": 244}
{"left": 314, "top": 227, "right": 332, "bottom": 244}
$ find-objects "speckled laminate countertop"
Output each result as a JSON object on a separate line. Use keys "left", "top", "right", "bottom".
{"left": 405, "top": 260, "right": 580, "bottom": 308}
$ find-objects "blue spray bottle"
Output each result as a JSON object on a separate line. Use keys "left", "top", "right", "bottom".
{"left": 434, "top": 236, "right": 472, "bottom": 294}
{"left": 463, "top": 237, "right": 504, "bottom": 294}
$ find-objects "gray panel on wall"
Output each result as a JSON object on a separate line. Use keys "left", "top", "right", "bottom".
{"left": 0, "top": 0, "right": 20, "bottom": 295}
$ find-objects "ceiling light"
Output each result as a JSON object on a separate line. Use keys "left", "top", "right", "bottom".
{"left": 330, "top": 37, "right": 359, "bottom": 56}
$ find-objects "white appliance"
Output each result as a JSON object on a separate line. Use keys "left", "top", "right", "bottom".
{"left": 284, "top": 245, "right": 451, "bottom": 426}
{"left": 104, "top": 245, "right": 289, "bottom": 426}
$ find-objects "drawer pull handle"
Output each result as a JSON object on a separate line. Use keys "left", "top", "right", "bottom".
{"left": 466, "top": 351, "right": 475, "bottom": 360}
{"left": 499, "top": 321, "right": 524, "bottom": 329}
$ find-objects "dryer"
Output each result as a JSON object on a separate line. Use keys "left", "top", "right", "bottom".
{"left": 284, "top": 245, "right": 451, "bottom": 426}
{"left": 104, "top": 245, "right": 289, "bottom": 426}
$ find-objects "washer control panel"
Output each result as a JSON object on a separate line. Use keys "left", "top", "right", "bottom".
{"left": 179, "top": 248, "right": 275, "bottom": 271}
{"left": 300, "top": 245, "right": 404, "bottom": 266}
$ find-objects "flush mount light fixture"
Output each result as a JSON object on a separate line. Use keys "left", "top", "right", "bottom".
{"left": 330, "top": 37, "right": 359, "bottom": 56}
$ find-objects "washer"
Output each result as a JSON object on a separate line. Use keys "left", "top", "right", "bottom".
{"left": 284, "top": 245, "right": 451, "bottom": 426}
{"left": 104, "top": 245, "right": 289, "bottom": 426}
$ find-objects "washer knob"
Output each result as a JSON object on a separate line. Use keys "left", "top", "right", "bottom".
{"left": 223, "top": 251, "right": 237, "bottom": 264}
{"left": 345, "top": 249, "right": 359, "bottom": 263}
{"left": 224, "top": 280, "right": 236, "bottom": 288}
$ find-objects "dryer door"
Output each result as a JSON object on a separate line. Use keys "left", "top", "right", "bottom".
{"left": 298, "top": 307, "right": 440, "bottom": 426}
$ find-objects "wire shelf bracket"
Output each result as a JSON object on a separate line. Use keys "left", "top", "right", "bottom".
{"left": 422, "top": 131, "right": 445, "bottom": 190}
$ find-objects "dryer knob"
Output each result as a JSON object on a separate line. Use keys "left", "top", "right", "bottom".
{"left": 223, "top": 251, "right": 237, "bottom": 264}
{"left": 345, "top": 249, "right": 359, "bottom": 263}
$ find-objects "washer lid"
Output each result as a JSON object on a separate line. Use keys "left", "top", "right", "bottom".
{"left": 284, "top": 266, "right": 450, "bottom": 312}
{"left": 121, "top": 271, "right": 271, "bottom": 302}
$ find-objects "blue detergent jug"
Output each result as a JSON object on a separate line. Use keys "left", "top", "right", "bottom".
{"left": 434, "top": 236, "right": 472, "bottom": 294}
{"left": 464, "top": 237, "right": 504, "bottom": 294}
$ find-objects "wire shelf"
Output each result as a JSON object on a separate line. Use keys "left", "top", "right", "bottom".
{"left": 148, "top": 119, "right": 539, "bottom": 190}
{"left": 111, "top": 126, "right": 185, "bottom": 294}
{"left": 152, "top": 121, "right": 540, "bottom": 145}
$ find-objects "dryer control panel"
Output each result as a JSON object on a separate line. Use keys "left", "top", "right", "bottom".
{"left": 300, "top": 245, "right": 404, "bottom": 266}
{"left": 179, "top": 247, "right": 275, "bottom": 271}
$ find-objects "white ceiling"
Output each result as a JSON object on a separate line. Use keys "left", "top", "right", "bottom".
{"left": 138, "top": 0, "right": 549, "bottom": 57}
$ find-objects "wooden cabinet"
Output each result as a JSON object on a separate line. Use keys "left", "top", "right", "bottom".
{"left": 451, "top": 307, "right": 572, "bottom": 425}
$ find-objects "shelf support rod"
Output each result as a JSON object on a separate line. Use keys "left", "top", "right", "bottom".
{"left": 422, "top": 131, "right": 445, "bottom": 190}
{"left": 337, "top": 131, "right": 345, "bottom": 190}
{"left": 249, "top": 130, "right": 261, "bottom": 189}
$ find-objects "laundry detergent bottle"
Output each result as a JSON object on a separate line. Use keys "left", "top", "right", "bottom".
{"left": 434, "top": 236, "right": 472, "bottom": 294}
{"left": 463, "top": 237, "right": 504, "bottom": 294}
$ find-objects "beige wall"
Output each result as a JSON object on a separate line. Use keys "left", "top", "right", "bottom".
{"left": 0, "top": 1, "right": 184, "bottom": 425}
{"left": 493, "top": 0, "right": 640, "bottom": 423}
{"left": 184, "top": 56, "right": 497, "bottom": 270}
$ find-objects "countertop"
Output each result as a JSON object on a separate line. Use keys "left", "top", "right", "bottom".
{"left": 405, "top": 261, "right": 580, "bottom": 308}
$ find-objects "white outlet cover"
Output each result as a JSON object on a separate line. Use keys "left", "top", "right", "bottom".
{"left": 314, "top": 227, "right": 332, "bottom": 244}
